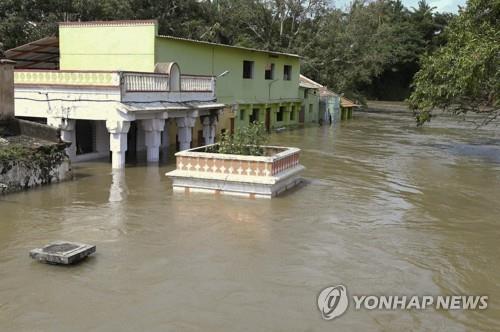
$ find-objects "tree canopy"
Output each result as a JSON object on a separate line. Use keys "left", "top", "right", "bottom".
{"left": 409, "top": 0, "right": 499, "bottom": 126}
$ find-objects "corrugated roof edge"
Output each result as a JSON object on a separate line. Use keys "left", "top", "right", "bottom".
{"left": 157, "top": 34, "right": 300, "bottom": 58}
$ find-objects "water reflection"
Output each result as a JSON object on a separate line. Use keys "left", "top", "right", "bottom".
{"left": 109, "top": 169, "right": 128, "bottom": 203}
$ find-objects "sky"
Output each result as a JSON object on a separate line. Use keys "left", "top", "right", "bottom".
{"left": 332, "top": 0, "right": 467, "bottom": 13}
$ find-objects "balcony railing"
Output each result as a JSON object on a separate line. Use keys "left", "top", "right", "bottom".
{"left": 181, "top": 75, "right": 213, "bottom": 92}
{"left": 123, "top": 72, "right": 213, "bottom": 93}
{"left": 122, "top": 72, "right": 169, "bottom": 92}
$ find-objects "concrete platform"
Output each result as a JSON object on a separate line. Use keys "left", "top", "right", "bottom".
{"left": 30, "top": 241, "right": 96, "bottom": 265}
{"left": 166, "top": 144, "right": 305, "bottom": 198}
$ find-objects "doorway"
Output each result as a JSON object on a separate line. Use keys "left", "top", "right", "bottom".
{"left": 299, "top": 106, "right": 305, "bottom": 123}
{"left": 265, "top": 108, "right": 271, "bottom": 132}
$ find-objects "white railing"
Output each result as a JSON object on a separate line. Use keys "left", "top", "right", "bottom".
{"left": 181, "top": 75, "right": 213, "bottom": 91}
{"left": 123, "top": 72, "right": 170, "bottom": 92}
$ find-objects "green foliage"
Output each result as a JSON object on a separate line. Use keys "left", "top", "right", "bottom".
{"left": 0, "top": 143, "right": 65, "bottom": 164}
{"left": 0, "top": 144, "right": 32, "bottom": 163}
{"left": 216, "top": 122, "right": 268, "bottom": 156}
{"left": 409, "top": 0, "right": 500, "bottom": 126}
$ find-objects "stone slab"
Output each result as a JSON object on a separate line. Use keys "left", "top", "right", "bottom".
{"left": 30, "top": 241, "right": 96, "bottom": 265}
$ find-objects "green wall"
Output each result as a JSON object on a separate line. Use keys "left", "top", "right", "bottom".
{"left": 155, "top": 37, "right": 301, "bottom": 106}
{"left": 59, "top": 22, "right": 301, "bottom": 108}
{"left": 300, "top": 87, "right": 320, "bottom": 123}
{"left": 57, "top": 21, "right": 310, "bottom": 131}
{"left": 59, "top": 23, "right": 156, "bottom": 72}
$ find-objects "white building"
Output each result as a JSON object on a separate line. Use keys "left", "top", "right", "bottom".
{"left": 12, "top": 59, "right": 223, "bottom": 169}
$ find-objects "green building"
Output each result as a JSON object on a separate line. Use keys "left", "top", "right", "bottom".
{"left": 8, "top": 20, "right": 321, "bottom": 168}
{"left": 58, "top": 20, "right": 304, "bottom": 134}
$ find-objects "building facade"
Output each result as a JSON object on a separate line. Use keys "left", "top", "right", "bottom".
{"left": 58, "top": 20, "right": 303, "bottom": 135}
{"left": 7, "top": 20, "right": 307, "bottom": 168}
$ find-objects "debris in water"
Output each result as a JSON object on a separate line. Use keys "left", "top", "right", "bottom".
{"left": 30, "top": 241, "right": 96, "bottom": 265}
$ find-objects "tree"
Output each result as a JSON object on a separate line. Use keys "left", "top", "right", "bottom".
{"left": 409, "top": 0, "right": 499, "bottom": 126}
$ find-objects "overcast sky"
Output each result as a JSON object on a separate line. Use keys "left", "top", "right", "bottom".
{"left": 332, "top": 0, "right": 467, "bottom": 13}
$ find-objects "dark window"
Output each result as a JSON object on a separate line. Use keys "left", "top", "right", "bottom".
{"left": 277, "top": 107, "right": 285, "bottom": 122}
{"left": 309, "top": 104, "right": 313, "bottom": 112}
{"left": 290, "top": 106, "right": 295, "bottom": 121}
{"left": 250, "top": 108, "right": 259, "bottom": 123}
{"left": 239, "top": 109, "right": 245, "bottom": 121}
{"left": 265, "top": 63, "right": 275, "bottom": 80}
{"left": 243, "top": 60, "right": 254, "bottom": 79}
{"left": 303, "top": 89, "right": 308, "bottom": 98}
{"left": 283, "top": 65, "right": 292, "bottom": 80}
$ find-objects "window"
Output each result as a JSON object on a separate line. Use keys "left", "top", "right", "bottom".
{"left": 240, "top": 109, "right": 245, "bottom": 121}
{"left": 265, "top": 63, "right": 275, "bottom": 80}
{"left": 277, "top": 107, "right": 285, "bottom": 122}
{"left": 309, "top": 104, "right": 313, "bottom": 112}
{"left": 250, "top": 108, "right": 259, "bottom": 123}
{"left": 283, "top": 65, "right": 292, "bottom": 80}
{"left": 290, "top": 106, "right": 295, "bottom": 121}
{"left": 243, "top": 60, "right": 254, "bottom": 79}
{"left": 303, "top": 89, "right": 308, "bottom": 98}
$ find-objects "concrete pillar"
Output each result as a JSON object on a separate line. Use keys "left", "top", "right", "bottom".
{"left": 201, "top": 115, "right": 218, "bottom": 145}
{"left": 106, "top": 120, "right": 130, "bottom": 169}
{"left": 47, "top": 117, "right": 76, "bottom": 159}
{"left": 142, "top": 118, "right": 165, "bottom": 163}
{"left": 176, "top": 116, "right": 196, "bottom": 151}
{"left": 0, "top": 59, "right": 15, "bottom": 120}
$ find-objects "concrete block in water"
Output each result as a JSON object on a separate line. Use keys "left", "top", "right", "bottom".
{"left": 30, "top": 241, "right": 96, "bottom": 265}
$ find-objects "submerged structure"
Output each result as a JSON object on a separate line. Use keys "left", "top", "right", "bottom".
{"left": 7, "top": 20, "right": 310, "bottom": 169}
{"left": 30, "top": 241, "right": 96, "bottom": 265}
{"left": 167, "top": 144, "right": 304, "bottom": 198}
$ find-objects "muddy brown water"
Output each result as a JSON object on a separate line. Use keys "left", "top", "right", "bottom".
{"left": 1, "top": 111, "right": 499, "bottom": 331}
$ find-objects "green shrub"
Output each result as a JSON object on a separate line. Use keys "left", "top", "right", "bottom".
{"left": 216, "top": 121, "right": 268, "bottom": 156}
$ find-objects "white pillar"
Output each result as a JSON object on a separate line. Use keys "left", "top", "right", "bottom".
{"left": 202, "top": 116, "right": 210, "bottom": 146}
{"left": 47, "top": 117, "right": 76, "bottom": 159}
{"left": 106, "top": 120, "right": 130, "bottom": 169}
{"left": 142, "top": 119, "right": 165, "bottom": 163}
{"left": 209, "top": 117, "right": 218, "bottom": 144}
{"left": 176, "top": 117, "right": 196, "bottom": 151}
{"left": 202, "top": 115, "right": 218, "bottom": 145}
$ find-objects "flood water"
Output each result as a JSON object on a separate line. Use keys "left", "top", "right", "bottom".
{"left": 1, "top": 111, "right": 499, "bottom": 331}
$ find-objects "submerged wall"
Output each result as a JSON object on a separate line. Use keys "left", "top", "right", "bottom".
{"left": 0, "top": 143, "right": 72, "bottom": 195}
{"left": 0, "top": 119, "right": 72, "bottom": 195}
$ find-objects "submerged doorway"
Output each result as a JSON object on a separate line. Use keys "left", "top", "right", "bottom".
{"left": 265, "top": 108, "right": 271, "bottom": 132}
{"left": 126, "top": 121, "right": 138, "bottom": 162}
{"left": 75, "top": 120, "right": 95, "bottom": 155}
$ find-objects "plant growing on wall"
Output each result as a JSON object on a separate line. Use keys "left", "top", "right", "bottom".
{"left": 217, "top": 121, "right": 268, "bottom": 156}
